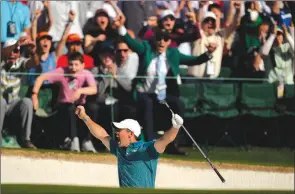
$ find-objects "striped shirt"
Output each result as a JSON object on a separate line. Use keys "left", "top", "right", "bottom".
{"left": 1, "top": 57, "right": 29, "bottom": 104}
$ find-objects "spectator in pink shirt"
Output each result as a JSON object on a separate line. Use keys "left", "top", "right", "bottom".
{"left": 31, "top": 52, "right": 97, "bottom": 152}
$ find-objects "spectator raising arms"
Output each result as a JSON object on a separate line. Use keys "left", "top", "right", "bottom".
{"left": 56, "top": 10, "right": 94, "bottom": 70}
{"left": 112, "top": 13, "right": 216, "bottom": 155}
{"left": 188, "top": 1, "right": 241, "bottom": 79}
{"left": 260, "top": 24, "right": 294, "bottom": 84}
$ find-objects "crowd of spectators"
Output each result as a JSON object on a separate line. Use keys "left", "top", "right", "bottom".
{"left": 1, "top": 0, "right": 294, "bottom": 155}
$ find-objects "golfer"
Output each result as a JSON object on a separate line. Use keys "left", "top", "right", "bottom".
{"left": 75, "top": 105, "right": 183, "bottom": 188}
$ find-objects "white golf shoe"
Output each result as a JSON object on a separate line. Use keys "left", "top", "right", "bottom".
{"left": 81, "top": 140, "right": 97, "bottom": 153}
{"left": 70, "top": 137, "right": 80, "bottom": 152}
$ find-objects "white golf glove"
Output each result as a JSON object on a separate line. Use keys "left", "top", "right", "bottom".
{"left": 172, "top": 114, "right": 183, "bottom": 129}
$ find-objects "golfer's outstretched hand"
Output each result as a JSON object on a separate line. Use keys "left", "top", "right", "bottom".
{"left": 172, "top": 114, "right": 183, "bottom": 129}
{"left": 75, "top": 105, "right": 86, "bottom": 119}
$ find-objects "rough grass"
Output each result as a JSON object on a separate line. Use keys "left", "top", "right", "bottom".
{"left": 2, "top": 146, "right": 294, "bottom": 171}
{"left": 1, "top": 184, "right": 293, "bottom": 194}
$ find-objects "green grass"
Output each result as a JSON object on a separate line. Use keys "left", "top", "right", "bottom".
{"left": 163, "top": 147, "right": 294, "bottom": 167}
{"left": 1, "top": 184, "right": 293, "bottom": 194}
{"left": 3, "top": 146, "right": 294, "bottom": 168}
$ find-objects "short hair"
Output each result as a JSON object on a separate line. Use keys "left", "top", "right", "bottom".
{"left": 116, "top": 37, "right": 127, "bottom": 46}
{"left": 208, "top": 3, "right": 222, "bottom": 12}
{"left": 68, "top": 52, "right": 84, "bottom": 63}
{"left": 154, "top": 28, "right": 171, "bottom": 40}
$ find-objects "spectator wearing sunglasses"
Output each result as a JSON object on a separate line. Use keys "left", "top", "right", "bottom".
{"left": 113, "top": 17, "right": 216, "bottom": 155}
{"left": 114, "top": 38, "right": 139, "bottom": 120}
{"left": 1, "top": 38, "right": 39, "bottom": 149}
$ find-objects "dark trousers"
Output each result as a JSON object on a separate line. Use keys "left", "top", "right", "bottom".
{"left": 137, "top": 92, "right": 184, "bottom": 141}
{"left": 54, "top": 103, "right": 91, "bottom": 142}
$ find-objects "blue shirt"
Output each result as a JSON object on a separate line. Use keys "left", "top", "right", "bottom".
{"left": 1, "top": 1, "right": 31, "bottom": 43}
{"left": 110, "top": 139, "right": 160, "bottom": 188}
{"left": 28, "top": 52, "right": 56, "bottom": 85}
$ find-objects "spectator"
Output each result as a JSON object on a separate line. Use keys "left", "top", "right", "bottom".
{"left": 270, "top": 1, "right": 292, "bottom": 28}
{"left": 27, "top": 8, "right": 65, "bottom": 86}
{"left": 112, "top": 16, "right": 216, "bottom": 155}
{"left": 114, "top": 38, "right": 139, "bottom": 120}
{"left": 83, "top": 8, "right": 118, "bottom": 66}
{"left": 237, "top": 1, "right": 271, "bottom": 78}
{"left": 0, "top": 39, "right": 38, "bottom": 149}
{"left": 78, "top": 1, "right": 104, "bottom": 28}
{"left": 48, "top": 1, "right": 83, "bottom": 42}
{"left": 85, "top": 45, "right": 120, "bottom": 150}
{"left": 32, "top": 52, "right": 97, "bottom": 152}
{"left": 28, "top": 1, "right": 53, "bottom": 33}
{"left": 188, "top": 2, "right": 241, "bottom": 78}
{"left": 139, "top": 8, "right": 200, "bottom": 48}
{"left": 57, "top": 11, "right": 94, "bottom": 70}
{"left": 1, "top": 0, "right": 31, "bottom": 44}
{"left": 260, "top": 24, "right": 294, "bottom": 84}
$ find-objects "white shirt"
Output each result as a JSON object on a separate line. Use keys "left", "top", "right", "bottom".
{"left": 189, "top": 29, "right": 224, "bottom": 78}
{"left": 142, "top": 53, "right": 169, "bottom": 93}
{"left": 116, "top": 52, "right": 139, "bottom": 91}
{"left": 48, "top": 1, "right": 83, "bottom": 42}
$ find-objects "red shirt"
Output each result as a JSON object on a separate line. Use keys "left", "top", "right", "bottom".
{"left": 57, "top": 54, "right": 94, "bottom": 69}
{"left": 20, "top": 1, "right": 28, "bottom": 5}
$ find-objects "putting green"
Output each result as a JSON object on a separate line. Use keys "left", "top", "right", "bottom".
{"left": 1, "top": 184, "right": 293, "bottom": 194}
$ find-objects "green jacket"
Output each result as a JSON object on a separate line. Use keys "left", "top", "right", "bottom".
{"left": 121, "top": 33, "right": 211, "bottom": 99}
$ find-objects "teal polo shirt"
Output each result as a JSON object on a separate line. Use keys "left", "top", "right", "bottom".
{"left": 110, "top": 139, "right": 160, "bottom": 188}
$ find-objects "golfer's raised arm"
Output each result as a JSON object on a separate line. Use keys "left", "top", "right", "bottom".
{"left": 154, "top": 114, "right": 183, "bottom": 154}
{"left": 75, "top": 106, "right": 111, "bottom": 150}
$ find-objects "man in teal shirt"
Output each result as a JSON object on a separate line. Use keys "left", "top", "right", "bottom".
{"left": 75, "top": 105, "right": 183, "bottom": 188}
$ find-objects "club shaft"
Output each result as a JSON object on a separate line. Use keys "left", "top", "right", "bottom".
{"left": 162, "top": 101, "right": 225, "bottom": 183}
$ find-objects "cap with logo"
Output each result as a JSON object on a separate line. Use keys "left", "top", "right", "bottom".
{"left": 67, "top": 34, "right": 82, "bottom": 44}
{"left": 37, "top": 31, "right": 53, "bottom": 41}
{"left": 112, "top": 119, "right": 142, "bottom": 137}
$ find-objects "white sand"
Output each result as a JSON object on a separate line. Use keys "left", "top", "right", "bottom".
{"left": 1, "top": 155, "right": 293, "bottom": 190}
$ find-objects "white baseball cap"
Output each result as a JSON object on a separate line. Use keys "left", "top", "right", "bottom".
{"left": 160, "top": 9, "right": 175, "bottom": 20}
{"left": 203, "top": 11, "right": 217, "bottom": 21}
{"left": 112, "top": 119, "right": 141, "bottom": 137}
{"left": 103, "top": 3, "right": 117, "bottom": 21}
{"left": 3, "top": 39, "right": 18, "bottom": 48}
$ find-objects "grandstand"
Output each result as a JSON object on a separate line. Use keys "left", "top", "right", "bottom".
{"left": 1, "top": 0, "right": 294, "bottom": 193}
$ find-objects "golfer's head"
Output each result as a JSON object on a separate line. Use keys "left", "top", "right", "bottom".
{"left": 112, "top": 119, "right": 141, "bottom": 147}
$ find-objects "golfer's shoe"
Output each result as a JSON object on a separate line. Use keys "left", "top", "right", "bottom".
{"left": 70, "top": 137, "right": 80, "bottom": 152}
{"left": 81, "top": 140, "right": 97, "bottom": 153}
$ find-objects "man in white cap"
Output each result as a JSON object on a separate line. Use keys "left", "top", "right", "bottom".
{"left": 75, "top": 105, "right": 183, "bottom": 188}
{"left": 1, "top": 38, "right": 38, "bottom": 149}
{"left": 189, "top": 2, "right": 241, "bottom": 79}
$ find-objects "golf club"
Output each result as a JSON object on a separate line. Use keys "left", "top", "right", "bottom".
{"left": 159, "top": 100, "right": 226, "bottom": 183}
